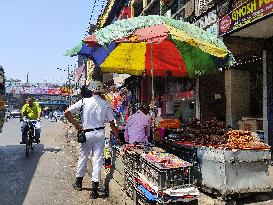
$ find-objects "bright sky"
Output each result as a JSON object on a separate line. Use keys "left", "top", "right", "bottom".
{"left": 0, "top": 0, "right": 105, "bottom": 83}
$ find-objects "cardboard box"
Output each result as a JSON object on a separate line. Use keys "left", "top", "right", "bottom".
{"left": 238, "top": 119, "right": 263, "bottom": 131}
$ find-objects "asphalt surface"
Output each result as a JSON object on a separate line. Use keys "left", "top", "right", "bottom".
{"left": 1, "top": 119, "right": 273, "bottom": 205}
{"left": 0, "top": 118, "right": 110, "bottom": 205}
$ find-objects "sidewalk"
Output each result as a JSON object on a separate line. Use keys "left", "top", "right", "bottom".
{"left": 104, "top": 154, "right": 273, "bottom": 205}
{"left": 66, "top": 124, "right": 273, "bottom": 205}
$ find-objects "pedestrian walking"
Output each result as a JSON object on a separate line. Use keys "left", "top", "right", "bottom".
{"left": 64, "top": 81, "right": 118, "bottom": 199}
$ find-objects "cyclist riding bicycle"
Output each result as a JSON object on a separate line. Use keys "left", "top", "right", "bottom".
{"left": 20, "top": 97, "right": 42, "bottom": 144}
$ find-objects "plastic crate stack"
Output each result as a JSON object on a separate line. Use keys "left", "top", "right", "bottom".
{"left": 123, "top": 145, "right": 144, "bottom": 198}
{"left": 164, "top": 140, "right": 201, "bottom": 182}
{"left": 135, "top": 151, "right": 199, "bottom": 204}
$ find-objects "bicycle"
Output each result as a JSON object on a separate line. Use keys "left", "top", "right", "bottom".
{"left": 24, "top": 119, "right": 38, "bottom": 157}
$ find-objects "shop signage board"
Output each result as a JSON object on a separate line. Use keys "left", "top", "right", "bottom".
{"left": 117, "top": 7, "right": 131, "bottom": 20}
{"left": 164, "top": 91, "right": 194, "bottom": 101}
{"left": 6, "top": 87, "right": 63, "bottom": 95}
{"left": 194, "top": 9, "right": 218, "bottom": 37}
{"left": 219, "top": 0, "right": 273, "bottom": 36}
{"left": 166, "top": 101, "right": 174, "bottom": 115}
{"left": 195, "top": 9, "right": 217, "bottom": 29}
{"left": 195, "top": 0, "right": 214, "bottom": 16}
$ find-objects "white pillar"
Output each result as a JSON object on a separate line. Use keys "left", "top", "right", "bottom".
{"left": 143, "top": 0, "right": 148, "bottom": 9}
{"left": 263, "top": 50, "right": 269, "bottom": 143}
{"left": 195, "top": 76, "right": 201, "bottom": 120}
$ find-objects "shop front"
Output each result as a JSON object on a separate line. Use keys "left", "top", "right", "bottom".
{"left": 163, "top": 90, "right": 195, "bottom": 122}
{"left": 84, "top": 9, "right": 273, "bottom": 202}
{"left": 155, "top": 77, "right": 196, "bottom": 123}
{"left": 124, "top": 75, "right": 142, "bottom": 113}
{"left": 218, "top": 0, "right": 273, "bottom": 147}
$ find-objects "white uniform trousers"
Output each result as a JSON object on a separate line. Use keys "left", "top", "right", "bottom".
{"left": 76, "top": 129, "right": 105, "bottom": 182}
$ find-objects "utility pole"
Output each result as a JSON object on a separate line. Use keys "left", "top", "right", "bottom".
{"left": 57, "top": 66, "right": 72, "bottom": 106}
{"left": 27, "top": 72, "right": 29, "bottom": 84}
{"left": 67, "top": 65, "right": 71, "bottom": 106}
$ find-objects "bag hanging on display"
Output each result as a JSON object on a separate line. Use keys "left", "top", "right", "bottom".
{"left": 77, "top": 99, "right": 86, "bottom": 143}
{"left": 104, "top": 138, "right": 112, "bottom": 168}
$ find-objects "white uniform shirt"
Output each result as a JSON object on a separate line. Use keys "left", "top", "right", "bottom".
{"left": 68, "top": 95, "right": 115, "bottom": 130}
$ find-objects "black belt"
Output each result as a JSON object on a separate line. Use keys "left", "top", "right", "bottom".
{"left": 84, "top": 127, "right": 105, "bottom": 132}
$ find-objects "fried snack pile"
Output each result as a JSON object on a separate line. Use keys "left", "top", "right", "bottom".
{"left": 175, "top": 119, "right": 270, "bottom": 150}
{"left": 159, "top": 119, "right": 181, "bottom": 129}
{"left": 225, "top": 130, "right": 270, "bottom": 150}
{"left": 184, "top": 119, "right": 228, "bottom": 146}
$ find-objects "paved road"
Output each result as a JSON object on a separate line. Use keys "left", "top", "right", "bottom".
{"left": 0, "top": 117, "right": 22, "bottom": 145}
{"left": 0, "top": 119, "right": 71, "bottom": 205}
{"left": 2, "top": 119, "right": 273, "bottom": 205}
{"left": 0, "top": 118, "right": 111, "bottom": 205}
{"left": 0, "top": 118, "right": 70, "bottom": 205}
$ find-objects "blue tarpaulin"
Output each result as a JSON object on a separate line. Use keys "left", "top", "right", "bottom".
{"left": 91, "top": 42, "right": 116, "bottom": 66}
{"left": 139, "top": 185, "right": 158, "bottom": 201}
{"left": 79, "top": 43, "right": 97, "bottom": 58}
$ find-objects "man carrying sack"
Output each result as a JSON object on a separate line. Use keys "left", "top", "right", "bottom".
{"left": 64, "top": 81, "right": 118, "bottom": 199}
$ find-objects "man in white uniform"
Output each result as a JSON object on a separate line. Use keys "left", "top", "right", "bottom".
{"left": 64, "top": 81, "right": 118, "bottom": 199}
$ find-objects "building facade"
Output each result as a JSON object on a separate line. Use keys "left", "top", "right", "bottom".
{"left": 166, "top": 0, "right": 273, "bottom": 146}
{"left": 217, "top": 0, "right": 273, "bottom": 147}
{"left": 93, "top": 0, "right": 272, "bottom": 147}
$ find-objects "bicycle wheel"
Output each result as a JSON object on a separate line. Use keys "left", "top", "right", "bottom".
{"left": 29, "top": 130, "right": 34, "bottom": 151}
{"left": 25, "top": 133, "right": 30, "bottom": 158}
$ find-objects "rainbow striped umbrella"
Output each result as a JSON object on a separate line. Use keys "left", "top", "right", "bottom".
{"left": 84, "top": 15, "right": 234, "bottom": 78}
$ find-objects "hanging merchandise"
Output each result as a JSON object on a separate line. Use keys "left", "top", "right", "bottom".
{"left": 112, "top": 87, "right": 132, "bottom": 126}
{"left": 104, "top": 139, "right": 112, "bottom": 169}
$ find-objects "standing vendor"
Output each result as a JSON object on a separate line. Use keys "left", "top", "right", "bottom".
{"left": 124, "top": 103, "right": 151, "bottom": 144}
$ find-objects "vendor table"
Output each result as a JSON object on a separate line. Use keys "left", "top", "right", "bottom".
{"left": 197, "top": 147, "right": 271, "bottom": 197}
{"left": 162, "top": 140, "right": 271, "bottom": 198}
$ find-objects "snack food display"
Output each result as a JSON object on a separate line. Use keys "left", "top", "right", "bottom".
{"left": 159, "top": 119, "right": 181, "bottom": 129}
{"left": 225, "top": 130, "right": 270, "bottom": 150}
{"left": 169, "top": 119, "right": 271, "bottom": 150}
{"left": 143, "top": 151, "right": 192, "bottom": 169}
{"left": 183, "top": 119, "right": 228, "bottom": 146}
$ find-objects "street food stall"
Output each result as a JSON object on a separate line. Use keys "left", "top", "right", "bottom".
{"left": 81, "top": 15, "right": 245, "bottom": 203}
{"left": 155, "top": 118, "right": 271, "bottom": 198}
{"left": 107, "top": 116, "right": 271, "bottom": 204}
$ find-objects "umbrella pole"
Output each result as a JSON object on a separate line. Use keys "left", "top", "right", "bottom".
{"left": 149, "top": 43, "right": 156, "bottom": 142}
{"left": 149, "top": 43, "right": 155, "bottom": 110}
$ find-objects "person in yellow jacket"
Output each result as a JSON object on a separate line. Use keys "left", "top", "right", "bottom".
{"left": 20, "top": 97, "right": 42, "bottom": 144}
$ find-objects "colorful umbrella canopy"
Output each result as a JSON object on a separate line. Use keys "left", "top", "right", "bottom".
{"left": 84, "top": 15, "right": 234, "bottom": 77}
{"left": 64, "top": 42, "right": 83, "bottom": 57}
{"left": 64, "top": 42, "right": 96, "bottom": 58}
